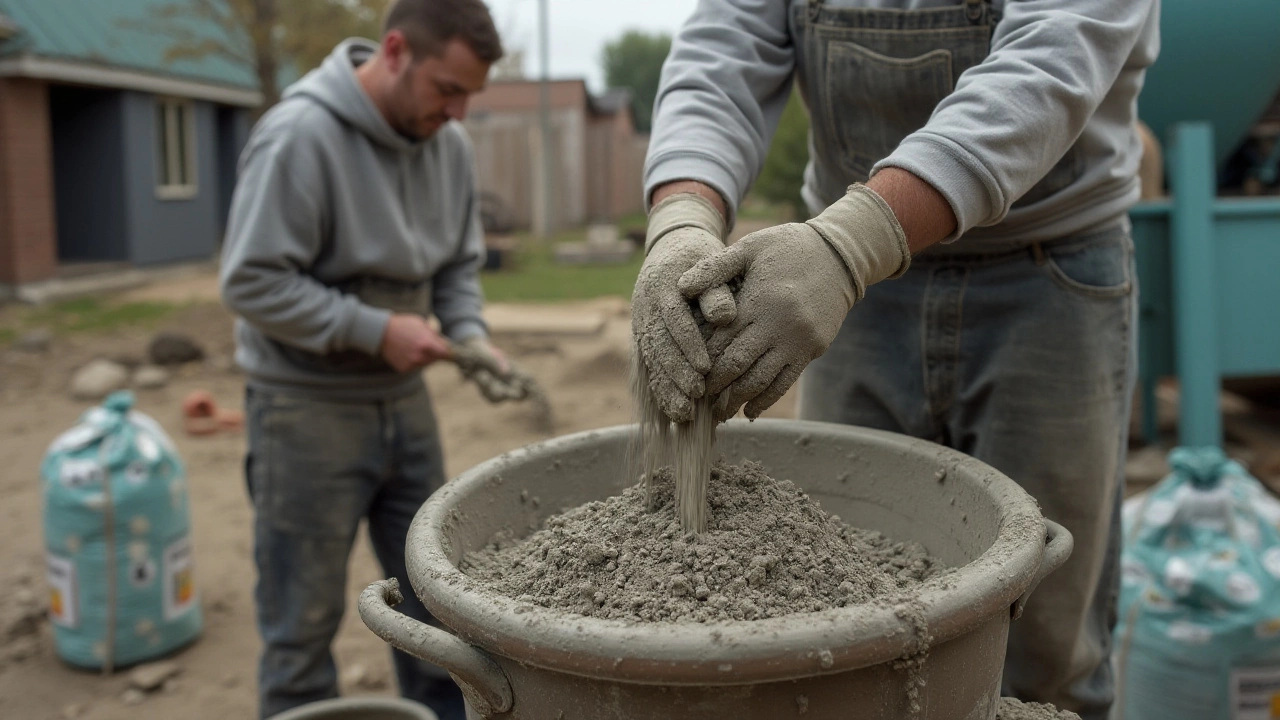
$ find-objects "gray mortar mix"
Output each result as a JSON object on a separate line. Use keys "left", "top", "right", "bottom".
{"left": 463, "top": 460, "right": 943, "bottom": 623}
{"left": 995, "top": 698, "right": 1082, "bottom": 720}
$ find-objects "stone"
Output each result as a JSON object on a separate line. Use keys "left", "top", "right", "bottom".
{"left": 121, "top": 688, "right": 146, "bottom": 706}
{"left": 14, "top": 328, "right": 53, "bottom": 353}
{"left": 128, "top": 659, "right": 181, "bottom": 691}
{"left": 132, "top": 365, "right": 170, "bottom": 390}
{"left": 148, "top": 332, "right": 205, "bottom": 366}
{"left": 70, "top": 359, "right": 129, "bottom": 401}
{"left": 61, "top": 703, "right": 84, "bottom": 719}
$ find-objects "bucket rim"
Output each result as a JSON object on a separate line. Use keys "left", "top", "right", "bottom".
{"left": 406, "top": 419, "right": 1047, "bottom": 684}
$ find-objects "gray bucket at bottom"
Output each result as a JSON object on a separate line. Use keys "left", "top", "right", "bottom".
{"left": 360, "top": 420, "right": 1074, "bottom": 719}
{"left": 265, "top": 697, "right": 438, "bottom": 720}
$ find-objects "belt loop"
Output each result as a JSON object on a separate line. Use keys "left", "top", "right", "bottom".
{"left": 807, "top": 0, "right": 821, "bottom": 22}
{"left": 1030, "top": 242, "right": 1047, "bottom": 266}
{"left": 964, "top": 0, "right": 984, "bottom": 23}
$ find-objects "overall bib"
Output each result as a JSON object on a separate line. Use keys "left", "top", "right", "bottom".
{"left": 793, "top": 2, "right": 1135, "bottom": 717}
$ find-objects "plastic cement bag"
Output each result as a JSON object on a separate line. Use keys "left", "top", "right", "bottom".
{"left": 41, "top": 391, "right": 201, "bottom": 669}
{"left": 1115, "top": 447, "right": 1280, "bottom": 720}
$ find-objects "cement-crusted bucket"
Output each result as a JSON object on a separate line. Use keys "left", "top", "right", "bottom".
{"left": 265, "top": 697, "right": 438, "bottom": 720}
{"left": 359, "top": 420, "right": 1071, "bottom": 719}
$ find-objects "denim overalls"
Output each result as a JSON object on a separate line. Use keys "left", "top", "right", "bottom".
{"left": 793, "top": 2, "right": 1135, "bottom": 717}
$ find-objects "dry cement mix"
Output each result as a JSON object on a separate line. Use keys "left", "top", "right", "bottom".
{"left": 995, "top": 698, "right": 1082, "bottom": 720}
{"left": 463, "top": 460, "right": 943, "bottom": 622}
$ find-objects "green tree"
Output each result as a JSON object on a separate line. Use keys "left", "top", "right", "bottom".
{"left": 601, "top": 30, "right": 672, "bottom": 133}
{"left": 752, "top": 90, "right": 811, "bottom": 219}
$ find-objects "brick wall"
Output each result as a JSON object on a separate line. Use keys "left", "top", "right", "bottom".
{"left": 0, "top": 77, "right": 57, "bottom": 285}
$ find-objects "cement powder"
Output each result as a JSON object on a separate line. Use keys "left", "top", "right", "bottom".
{"left": 995, "top": 698, "right": 1081, "bottom": 720}
{"left": 462, "top": 461, "right": 943, "bottom": 622}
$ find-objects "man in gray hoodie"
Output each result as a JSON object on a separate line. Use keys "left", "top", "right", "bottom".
{"left": 219, "top": 1, "right": 503, "bottom": 717}
{"left": 634, "top": 1, "right": 1159, "bottom": 717}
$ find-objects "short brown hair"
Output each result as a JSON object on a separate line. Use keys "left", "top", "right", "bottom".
{"left": 384, "top": 0, "right": 504, "bottom": 64}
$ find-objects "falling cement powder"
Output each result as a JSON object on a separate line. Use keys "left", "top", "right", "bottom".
{"left": 995, "top": 698, "right": 1081, "bottom": 720}
{"left": 463, "top": 460, "right": 943, "bottom": 622}
{"left": 629, "top": 330, "right": 718, "bottom": 534}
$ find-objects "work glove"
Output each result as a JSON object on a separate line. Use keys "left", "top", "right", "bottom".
{"left": 452, "top": 336, "right": 526, "bottom": 403}
{"left": 679, "top": 184, "right": 911, "bottom": 422}
{"left": 631, "top": 193, "right": 736, "bottom": 423}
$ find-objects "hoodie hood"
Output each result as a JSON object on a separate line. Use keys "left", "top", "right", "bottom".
{"left": 284, "top": 38, "right": 423, "bottom": 153}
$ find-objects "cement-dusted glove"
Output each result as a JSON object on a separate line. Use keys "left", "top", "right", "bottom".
{"left": 451, "top": 336, "right": 523, "bottom": 402}
{"left": 679, "top": 184, "right": 911, "bottom": 421}
{"left": 631, "top": 193, "right": 736, "bottom": 422}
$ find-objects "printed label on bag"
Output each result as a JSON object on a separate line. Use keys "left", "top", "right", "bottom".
{"left": 1232, "top": 666, "right": 1280, "bottom": 720}
{"left": 163, "top": 536, "right": 196, "bottom": 621}
{"left": 46, "top": 554, "right": 77, "bottom": 628}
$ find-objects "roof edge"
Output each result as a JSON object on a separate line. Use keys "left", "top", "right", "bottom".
{"left": 0, "top": 54, "right": 262, "bottom": 107}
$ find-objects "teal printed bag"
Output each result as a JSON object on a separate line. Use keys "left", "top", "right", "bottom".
{"left": 41, "top": 391, "right": 201, "bottom": 669}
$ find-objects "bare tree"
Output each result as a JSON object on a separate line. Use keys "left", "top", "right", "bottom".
{"left": 136, "top": 0, "right": 387, "bottom": 111}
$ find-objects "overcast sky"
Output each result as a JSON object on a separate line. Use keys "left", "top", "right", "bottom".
{"left": 486, "top": 0, "right": 700, "bottom": 90}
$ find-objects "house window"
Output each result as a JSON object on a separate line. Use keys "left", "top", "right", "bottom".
{"left": 156, "top": 98, "right": 197, "bottom": 199}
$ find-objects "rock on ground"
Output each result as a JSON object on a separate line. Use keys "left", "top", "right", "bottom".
{"left": 148, "top": 332, "right": 205, "bottom": 366}
{"left": 14, "top": 328, "right": 53, "bottom": 354}
{"left": 69, "top": 359, "right": 129, "bottom": 401}
{"left": 128, "top": 660, "right": 181, "bottom": 691}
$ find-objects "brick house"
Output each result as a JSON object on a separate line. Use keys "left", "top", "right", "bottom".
{"left": 0, "top": 0, "right": 260, "bottom": 300}
{"left": 463, "top": 79, "right": 648, "bottom": 234}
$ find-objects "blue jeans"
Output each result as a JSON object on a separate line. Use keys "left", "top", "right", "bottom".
{"left": 798, "top": 226, "right": 1136, "bottom": 720}
{"left": 245, "top": 384, "right": 466, "bottom": 720}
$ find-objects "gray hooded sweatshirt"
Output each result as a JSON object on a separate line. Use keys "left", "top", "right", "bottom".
{"left": 220, "top": 39, "right": 487, "bottom": 400}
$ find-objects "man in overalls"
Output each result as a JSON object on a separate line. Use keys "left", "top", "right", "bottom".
{"left": 633, "top": 0, "right": 1160, "bottom": 716}
{"left": 219, "top": 0, "right": 506, "bottom": 717}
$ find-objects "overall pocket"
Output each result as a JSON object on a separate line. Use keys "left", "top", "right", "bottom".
{"left": 822, "top": 42, "right": 954, "bottom": 180}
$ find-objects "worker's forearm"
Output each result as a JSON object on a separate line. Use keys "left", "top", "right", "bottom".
{"left": 867, "top": 167, "right": 957, "bottom": 254}
{"left": 651, "top": 181, "right": 729, "bottom": 224}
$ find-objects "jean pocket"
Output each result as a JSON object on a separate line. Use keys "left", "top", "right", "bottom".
{"left": 822, "top": 42, "right": 953, "bottom": 179}
{"left": 1043, "top": 232, "right": 1134, "bottom": 299}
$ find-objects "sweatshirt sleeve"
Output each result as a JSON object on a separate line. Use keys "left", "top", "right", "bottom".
{"left": 873, "top": 0, "right": 1160, "bottom": 238}
{"left": 643, "top": 0, "right": 796, "bottom": 228}
{"left": 430, "top": 129, "right": 488, "bottom": 343}
{"left": 219, "top": 123, "right": 391, "bottom": 356}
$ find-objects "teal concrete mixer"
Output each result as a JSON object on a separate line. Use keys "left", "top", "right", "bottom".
{"left": 1129, "top": 0, "right": 1280, "bottom": 447}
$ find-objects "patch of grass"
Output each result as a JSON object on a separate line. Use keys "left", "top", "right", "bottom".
{"left": 481, "top": 233, "right": 644, "bottom": 303}
{"left": 1, "top": 297, "right": 181, "bottom": 343}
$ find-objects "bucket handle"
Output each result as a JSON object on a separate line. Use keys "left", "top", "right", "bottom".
{"left": 1012, "top": 519, "right": 1073, "bottom": 620}
{"left": 358, "top": 578, "right": 514, "bottom": 716}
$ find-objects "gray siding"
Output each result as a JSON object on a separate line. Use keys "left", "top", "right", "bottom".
{"left": 49, "top": 86, "right": 128, "bottom": 262}
{"left": 120, "top": 91, "right": 221, "bottom": 266}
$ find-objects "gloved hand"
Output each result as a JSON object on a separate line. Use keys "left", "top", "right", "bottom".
{"left": 631, "top": 192, "right": 736, "bottom": 422}
{"left": 452, "top": 336, "right": 524, "bottom": 402}
{"left": 679, "top": 184, "right": 911, "bottom": 421}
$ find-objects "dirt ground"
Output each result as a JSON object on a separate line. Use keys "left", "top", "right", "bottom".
{"left": 0, "top": 281, "right": 796, "bottom": 720}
